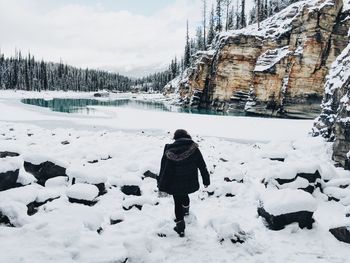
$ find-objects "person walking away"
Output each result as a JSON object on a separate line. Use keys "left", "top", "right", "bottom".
{"left": 158, "top": 129, "right": 210, "bottom": 237}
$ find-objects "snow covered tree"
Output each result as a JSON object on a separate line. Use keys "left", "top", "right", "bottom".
{"left": 241, "top": 0, "right": 247, "bottom": 28}
{"left": 224, "top": 0, "right": 233, "bottom": 31}
{"left": 207, "top": 5, "right": 216, "bottom": 46}
{"left": 184, "top": 20, "right": 191, "bottom": 68}
{"left": 215, "top": 0, "right": 223, "bottom": 32}
{"left": 196, "top": 26, "right": 205, "bottom": 51}
{"left": 227, "top": 5, "right": 235, "bottom": 30}
{"left": 0, "top": 51, "right": 132, "bottom": 92}
{"left": 202, "top": 0, "right": 207, "bottom": 49}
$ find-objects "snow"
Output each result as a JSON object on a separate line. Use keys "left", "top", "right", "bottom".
{"left": 0, "top": 184, "right": 42, "bottom": 205}
{"left": 0, "top": 156, "right": 22, "bottom": 173}
{"left": 343, "top": 0, "right": 350, "bottom": 11}
{"left": 66, "top": 184, "right": 99, "bottom": 201}
{"left": 254, "top": 46, "right": 292, "bottom": 72}
{"left": 0, "top": 91, "right": 350, "bottom": 262}
{"left": 259, "top": 189, "right": 318, "bottom": 216}
{"left": 0, "top": 201, "right": 29, "bottom": 226}
{"left": 45, "top": 176, "right": 69, "bottom": 188}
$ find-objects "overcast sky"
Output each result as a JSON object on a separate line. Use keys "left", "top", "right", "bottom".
{"left": 0, "top": 0, "right": 252, "bottom": 77}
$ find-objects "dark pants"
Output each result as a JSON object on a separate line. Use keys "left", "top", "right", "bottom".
{"left": 173, "top": 194, "right": 190, "bottom": 221}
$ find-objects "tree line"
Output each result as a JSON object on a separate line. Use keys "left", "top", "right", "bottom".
{"left": 183, "top": 0, "right": 300, "bottom": 68}
{"left": 0, "top": 51, "right": 132, "bottom": 92}
{"left": 0, "top": 0, "right": 300, "bottom": 93}
{"left": 134, "top": 0, "right": 300, "bottom": 92}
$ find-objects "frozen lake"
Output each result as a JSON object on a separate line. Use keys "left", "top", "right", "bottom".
{"left": 21, "top": 98, "right": 320, "bottom": 119}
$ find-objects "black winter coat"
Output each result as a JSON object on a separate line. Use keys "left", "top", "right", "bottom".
{"left": 158, "top": 138, "right": 210, "bottom": 195}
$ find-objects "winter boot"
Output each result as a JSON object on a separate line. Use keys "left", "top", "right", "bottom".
{"left": 182, "top": 205, "right": 190, "bottom": 216}
{"left": 173, "top": 220, "right": 185, "bottom": 237}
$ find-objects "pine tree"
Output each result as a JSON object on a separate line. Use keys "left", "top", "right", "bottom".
{"left": 227, "top": 5, "right": 235, "bottom": 30}
{"left": 184, "top": 20, "right": 191, "bottom": 68}
{"left": 207, "top": 5, "right": 216, "bottom": 46}
{"left": 241, "top": 0, "right": 246, "bottom": 28}
{"left": 224, "top": 0, "right": 233, "bottom": 31}
{"left": 235, "top": 0, "right": 241, "bottom": 29}
{"left": 196, "top": 26, "right": 205, "bottom": 51}
{"left": 202, "top": 0, "right": 207, "bottom": 49}
{"left": 215, "top": 0, "right": 223, "bottom": 32}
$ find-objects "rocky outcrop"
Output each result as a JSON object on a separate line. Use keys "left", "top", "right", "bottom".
{"left": 172, "top": 0, "right": 350, "bottom": 118}
{"left": 313, "top": 5, "right": 350, "bottom": 170}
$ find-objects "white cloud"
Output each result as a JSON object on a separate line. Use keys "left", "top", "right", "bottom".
{"left": 0, "top": 0, "right": 254, "bottom": 77}
{"left": 0, "top": 0, "right": 203, "bottom": 77}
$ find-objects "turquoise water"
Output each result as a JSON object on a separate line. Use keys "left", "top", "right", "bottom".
{"left": 21, "top": 98, "right": 319, "bottom": 119}
{"left": 21, "top": 98, "right": 246, "bottom": 116}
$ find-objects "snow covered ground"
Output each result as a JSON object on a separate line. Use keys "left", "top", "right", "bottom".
{"left": 0, "top": 91, "right": 350, "bottom": 263}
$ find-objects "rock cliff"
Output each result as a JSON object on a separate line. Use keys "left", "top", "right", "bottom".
{"left": 313, "top": 3, "right": 350, "bottom": 170}
{"left": 169, "top": 0, "right": 350, "bottom": 118}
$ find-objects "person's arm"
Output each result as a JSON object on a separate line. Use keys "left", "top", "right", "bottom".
{"left": 195, "top": 148, "right": 210, "bottom": 186}
{"left": 158, "top": 144, "right": 168, "bottom": 185}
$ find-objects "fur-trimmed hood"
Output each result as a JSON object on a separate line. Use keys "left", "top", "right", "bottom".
{"left": 165, "top": 138, "right": 199, "bottom": 162}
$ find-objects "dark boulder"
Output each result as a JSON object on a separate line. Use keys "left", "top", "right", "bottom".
{"left": 122, "top": 204, "right": 143, "bottom": 211}
{"left": 270, "top": 158, "right": 285, "bottom": 162}
{"left": 0, "top": 152, "right": 20, "bottom": 158}
{"left": 330, "top": 227, "right": 350, "bottom": 244}
{"left": 68, "top": 198, "right": 97, "bottom": 206}
{"left": 121, "top": 185, "right": 141, "bottom": 196}
{"left": 297, "top": 170, "right": 321, "bottom": 183}
{"left": 0, "top": 211, "right": 14, "bottom": 227}
{"left": 24, "top": 161, "right": 68, "bottom": 186}
{"left": 0, "top": 169, "right": 21, "bottom": 191}
{"left": 110, "top": 218, "right": 124, "bottom": 225}
{"left": 258, "top": 207, "right": 315, "bottom": 230}
{"left": 224, "top": 177, "right": 244, "bottom": 183}
{"left": 95, "top": 183, "right": 107, "bottom": 196}
{"left": 142, "top": 170, "right": 157, "bottom": 180}
{"left": 26, "top": 197, "right": 60, "bottom": 216}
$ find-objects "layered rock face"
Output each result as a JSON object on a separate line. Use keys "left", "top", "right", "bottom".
{"left": 173, "top": 0, "right": 349, "bottom": 118}
{"left": 313, "top": 5, "right": 350, "bottom": 170}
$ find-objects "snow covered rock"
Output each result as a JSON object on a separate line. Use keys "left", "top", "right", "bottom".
{"left": 67, "top": 167, "right": 107, "bottom": 196}
{"left": 323, "top": 186, "right": 350, "bottom": 204}
{"left": 142, "top": 170, "right": 157, "bottom": 180}
{"left": 258, "top": 189, "right": 317, "bottom": 230}
{"left": 122, "top": 196, "right": 158, "bottom": 211}
{"left": 66, "top": 183, "right": 99, "bottom": 206}
{"left": 213, "top": 222, "right": 251, "bottom": 244}
{"left": 0, "top": 201, "right": 29, "bottom": 227}
{"left": 0, "top": 169, "right": 20, "bottom": 192}
{"left": 330, "top": 226, "right": 350, "bottom": 244}
{"left": 24, "top": 159, "right": 68, "bottom": 186}
{"left": 110, "top": 212, "right": 125, "bottom": 225}
{"left": 45, "top": 176, "right": 69, "bottom": 188}
{"left": 27, "top": 189, "right": 61, "bottom": 215}
{"left": 263, "top": 163, "right": 322, "bottom": 194}
{"left": 0, "top": 157, "right": 22, "bottom": 191}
